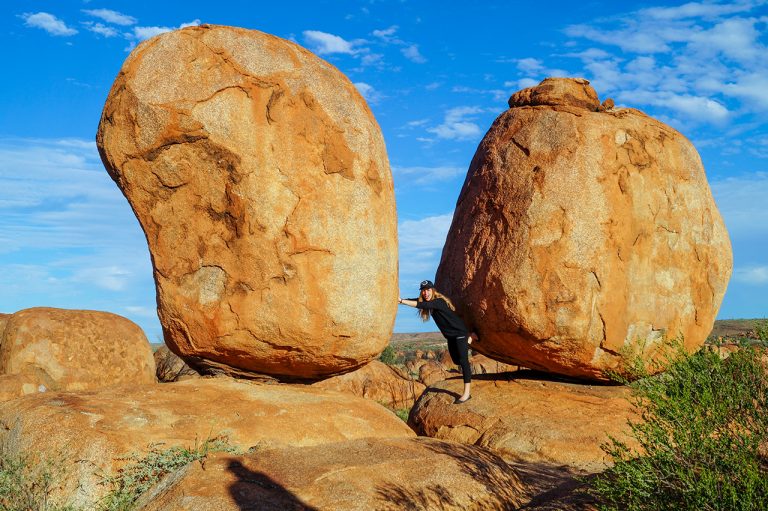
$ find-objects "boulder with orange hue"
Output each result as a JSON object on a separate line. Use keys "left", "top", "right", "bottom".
{"left": 139, "top": 437, "right": 528, "bottom": 511}
{"left": 437, "top": 77, "right": 732, "bottom": 380}
{"left": 0, "top": 378, "right": 414, "bottom": 507}
{"left": 418, "top": 360, "right": 453, "bottom": 386}
{"left": 96, "top": 25, "right": 398, "bottom": 381}
{"left": 312, "top": 360, "right": 425, "bottom": 409}
{"left": 409, "top": 372, "right": 637, "bottom": 473}
{"left": 470, "top": 353, "right": 518, "bottom": 375}
{"left": 0, "top": 307, "right": 155, "bottom": 391}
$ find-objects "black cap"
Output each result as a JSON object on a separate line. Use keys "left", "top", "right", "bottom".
{"left": 419, "top": 280, "right": 435, "bottom": 290}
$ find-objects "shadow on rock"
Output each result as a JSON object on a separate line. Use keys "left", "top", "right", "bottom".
{"left": 509, "top": 459, "right": 598, "bottom": 511}
{"left": 226, "top": 459, "right": 318, "bottom": 511}
{"left": 376, "top": 441, "right": 527, "bottom": 510}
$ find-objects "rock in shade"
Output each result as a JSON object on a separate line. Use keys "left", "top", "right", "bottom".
{"left": 138, "top": 438, "right": 528, "bottom": 511}
{"left": 0, "top": 307, "right": 155, "bottom": 391}
{"left": 436, "top": 77, "right": 732, "bottom": 380}
{"left": 0, "top": 378, "right": 414, "bottom": 507}
{"left": 312, "top": 360, "right": 425, "bottom": 410}
{"left": 96, "top": 24, "right": 398, "bottom": 381}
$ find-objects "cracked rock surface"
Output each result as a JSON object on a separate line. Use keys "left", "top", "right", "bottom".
{"left": 97, "top": 25, "right": 398, "bottom": 380}
{"left": 436, "top": 77, "right": 732, "bottom": 381}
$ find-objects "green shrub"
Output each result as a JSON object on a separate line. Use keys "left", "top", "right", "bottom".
{"left": 99, "top": 436, "right": 237, "bottom": 511}
{"left": 394, "top": 408, "right": 410, "bottom": 422}
{"left": 379, "top": 345, "right": 398, "bottom": 365}
{"left": 590, "top": 343, "right": 768, "bottom": 510}
{"left": 0, "top": 442, "right": 76, "bottom": 511}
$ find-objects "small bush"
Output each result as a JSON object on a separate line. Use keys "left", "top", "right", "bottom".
{"left": 394, "top": 408, "right": 410, "bottom": 422}
{"left": 0, "top": 442, "right": 76, "bottom": 511}
{"left": 99, "top": 436, "right": 237, "bottom": 511}
{"left": 590, "top": 343, "right": 768, "bottom": 510}
{"left": 379, "top": 345, "right": 398, "bottom": 365}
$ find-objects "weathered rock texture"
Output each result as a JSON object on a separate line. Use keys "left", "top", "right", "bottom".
{"left": 437, "top": 77, "right": 732, "bottom": 380}
{"left": 0, "top": 378, "right": 414, "bottom": 507}
{"left": 312, "top": 360, "right": 425, "bottom": 410}
{"left": 154, "top": 344, "right": 199, "bottom": 382}
{"left": 409, "top": 371, "right": 637, "bottom": 473}
{"left": 0, "top": 307, "right": 155, "bottom": 391}
{"left": 139, "top": 438, "right": 528, "bottom": 511}
{"left": 96, "top": 24, "right": 398, "bottom": 381}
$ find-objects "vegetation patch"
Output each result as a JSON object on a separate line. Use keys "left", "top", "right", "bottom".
{"left": 590, "top": 341, "right": 768, "bottom": 510}
{"left": 99, "top": 436, "right": 238, "bottom": 511}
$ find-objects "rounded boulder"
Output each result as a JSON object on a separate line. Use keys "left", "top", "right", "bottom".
{"left": 437, "top": 77, "right": 732, "bottom": 380}
{"left": 96, "top": 25, "right": 398, "bottom": 381}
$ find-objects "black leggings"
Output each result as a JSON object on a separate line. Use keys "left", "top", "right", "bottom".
{"left": 447, "top": 335, "right": 472, "bottom": 383}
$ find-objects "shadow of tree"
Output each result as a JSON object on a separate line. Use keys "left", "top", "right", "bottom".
{"left": 375, "top": 440, "right": 527, "bottom": 510}
{"left": 226, "top": 459, "right": 318, "bottom": 511}
{"left": 507, "top": 458, "right": 599, "bottom": 510}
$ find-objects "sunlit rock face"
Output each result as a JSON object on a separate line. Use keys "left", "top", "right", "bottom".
{"left": 97, "top": 25, "right": 398, "bottom": 381}
{"left": 436, "top": 77, "right": 732, "bottom": 381}
{"left": 0, "top": 307, "right": 155, "bottom": 391}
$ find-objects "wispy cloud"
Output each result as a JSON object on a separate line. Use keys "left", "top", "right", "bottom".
{"left": 0, "top": 138, "right": 158, "bottom": 336}
{"left": 303, "top": 30, "right": 363, "bottom": 55}
{"left": 371, "top": 25, "right": 427, "bottom": 63}
{"left": 393, "top": 165, "right": 464, "bottom": 186}
{"left": 131, "top": 19, "right": 201, "bottom": 42}
{"left": 353, "top": 82, "right": 383, "bottom": 104}
{"left": 398, "top": 213, "right": 453, "bottom": 276}
{"left": 733, "top": 266, "right": 768, "bottom": 285}
{"left": 427, "top": 106, "right": 485, "bottom": 141}
{"left": 558, "top": 0, "right": 768, "bottom": 125}
{"left": 402, "top": 44, "right": 426, "bottom": 63}
{"left": 82, "top": 8, "right": 137, "bottom": 26}
{"left": 20, "top": 12, "right": 78, "bottom": 36}
{"left": 82, "top": 21, "right": 119, "bottom": 38}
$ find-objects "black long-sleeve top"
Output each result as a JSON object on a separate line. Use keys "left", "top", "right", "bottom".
{"left": 412, "top": 297, "right": 469, "bottom": 339}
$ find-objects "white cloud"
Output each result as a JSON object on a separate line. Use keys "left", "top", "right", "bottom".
{"left": 710, "top": 172, "right": 768, "bottom": 236}
{"left": 372, "top": 25, "right": 398, "bottom": 40}
{"left": 402, "top": 44, "right": 426, "bottom": 63}
{"left": 302, "top": 30, "right": 361, "bottom": 55}
{"left": 640, "top": 2, "right": 756, "bottom": 21}
{"left": 620, "top": 90, "right": 730, "bottom": 123}
{"left": 0, "top": 138, "right": 159, "bottom": 338}
{"left": 399, "top": 214, "right": 453, "bottom": 251}
{"left": 82, "top": 21, "right": 118, "bottom": 37}
{"left": 20, "top": 12, "right": 77, "bottom": 36}
{"left": 427, "top": 106, "right": 485, "bottom": 141}
{"left": 733, "top": 266, "right": 768, "bottom": 285}
{"left": 131, "top": 19, "right": 200, "bottom": 42}
{"left": 353, "top": 82, "right": 382, "bottom": 103}
{"left": 393, "top": 165, "right": 464, "bottom": 186}
{"left": 82, "top": 8, "right": 137, "bottom": 26}
{"left": 72, "top": 266, "right": 132, "bottom": 291}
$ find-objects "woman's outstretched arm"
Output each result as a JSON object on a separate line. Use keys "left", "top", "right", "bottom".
{"left": 398, "top": 297, "right": 419, "bottom": 307}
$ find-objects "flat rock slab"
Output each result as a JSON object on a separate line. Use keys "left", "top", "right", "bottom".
{"left": 409, "top": 371, "right": 637, "bottom": 473}
{"left": 139, "top": 437, "right": 528, "bottom": 510}
{"left": 0, "top": 378, "right": 413, "bottom": 507}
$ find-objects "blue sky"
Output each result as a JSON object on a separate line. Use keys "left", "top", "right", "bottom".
{"left": 0, "top": 1, "right": 766, "bottom": 340}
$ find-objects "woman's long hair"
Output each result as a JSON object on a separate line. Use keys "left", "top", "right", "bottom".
{"left": 417, "top": 289, "right": 456, "bottom": 322}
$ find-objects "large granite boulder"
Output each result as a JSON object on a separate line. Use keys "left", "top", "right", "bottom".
{"left": 0, "top": 378, "right": 414, "bottom": 507}
{"left": 312, "top": 360, "right": 425, "bottom": 410}
{"left": 437, "top": 77, "right": 732, "bottom": 380}
{"left": 408, "top": 371, "right": 637, "bottom": 473}
{"left": 96, "top": 24, "right": 398, "bottom": 381}
{"left": 0, "top": 307, "right": 155, "bottom": 391}
{"left": 138, "top": 438, "right": 528, "bottom": 510}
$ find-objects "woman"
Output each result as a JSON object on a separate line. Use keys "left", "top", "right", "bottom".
{"left": 398, "top": 280, "right": 476, "bottom": 403}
